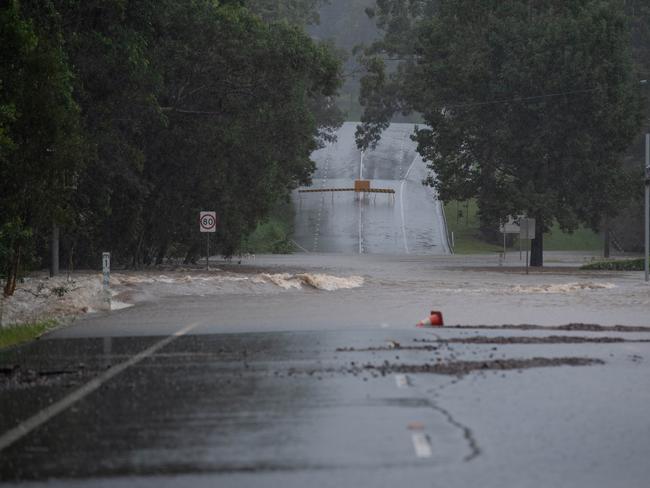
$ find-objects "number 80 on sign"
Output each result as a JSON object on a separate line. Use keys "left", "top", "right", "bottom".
{"left": 200, "top": 211, "right": 218, "bottom": 233}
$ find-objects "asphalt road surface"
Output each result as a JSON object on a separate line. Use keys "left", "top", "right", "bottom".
{"left": 3, "top": 322, "right": 650, "bottom": 488}
{"left": 292, "top": 123, "right": 451, "bottom": 255}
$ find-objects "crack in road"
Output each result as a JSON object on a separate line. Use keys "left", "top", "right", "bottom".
{"left": 425, "top": 393, "right": 482, "bottom": 462}
{"left": 413, "top": 332, "right": 481, "bottom": 462}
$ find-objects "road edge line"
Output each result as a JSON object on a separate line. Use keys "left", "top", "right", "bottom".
{"left": 0, "top": 322, "right": 200, "bottom": 452}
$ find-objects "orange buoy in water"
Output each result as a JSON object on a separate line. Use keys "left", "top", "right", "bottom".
{"left": 417, "top": 310, "right": 444, "bottom": 327}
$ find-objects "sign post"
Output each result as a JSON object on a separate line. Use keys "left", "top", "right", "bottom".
{"left": 643, "top": 132, "right": 650, "bottom": 283}
{"left": 102, "top": 252, "right": 111, "bottom": 310}
{"left": 199, "top": 211, "right": 217, "bottom": 270}
{"left": 519, "top": 218, "right": 536, "bottom": 275}
{"left": 500, "top": 216, "right": 523, "bottom": 260}
{"left": 102, "top": 252, "right": 110, "bottom": 290}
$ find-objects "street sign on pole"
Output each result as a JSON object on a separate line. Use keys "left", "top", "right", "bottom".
{"left": 199, "top": 211, "right": 217, "bottom": 270}
{"left": 199, "top": 211, "right": 217, "bottom": 233}
{"left": 500, "top": 216, "right": 522, "bottom": 234}
{"left": 520, "top": 218, "right": 536, "bottom": 240}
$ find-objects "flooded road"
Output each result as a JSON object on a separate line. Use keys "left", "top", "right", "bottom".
{"left": 292, "top": 123, "right": 451, "bottom": 255}
{"left": 2, "top": 118, "right": 650, "bottom": 486}
{"left": 1, "top": 251, "right": 650, "bottom": 486}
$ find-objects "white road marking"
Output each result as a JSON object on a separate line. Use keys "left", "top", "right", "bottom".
{"left": 0, "top": 322, "right": 200, "bottom": 452}
{"left": 360, "top": 150, "right": 365, "bottom": 180}
{"left": 412, "top": 432, "right": 433, "bottom": 458}
{"left": 395, "top": 374, "right": 410, "bottom": 388}
{"left": 358, "top": 202, "right": 364, "bottom": 255}
{"left": 399, "top": 155, "right": 419, "bottom": 254}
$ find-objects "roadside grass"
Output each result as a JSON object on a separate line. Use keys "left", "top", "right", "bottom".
{"left": 444, "top": 200, "right": 603, "bottom": 254}
{"left": 242, "top": 200, "right": 296, "bottom": 254}
{"left": 444, "top": 200, "right": 502, "bottom": 254}
{"left": 543, "top": 223, "right": 602, "bottom": 251}
{"left": 0, "top": 319, "right": 57, "bottom": 350}
{"left": 581, "top": 258, "right": 645, "bottom": 271}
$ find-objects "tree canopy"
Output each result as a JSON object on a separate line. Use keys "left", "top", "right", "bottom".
{"left": 1, "top": 0, "right": 342, "bottom": 292}
{"left": 357, "top": 0, "right": 644, "bottom": 265}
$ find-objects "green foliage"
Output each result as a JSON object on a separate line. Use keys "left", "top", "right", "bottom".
{"left": 0, "top": 2, "right": 83, "bottom": 293}
{"left": 1, "top": 0, "right": 343, "bottom": 271}
{"left": 0, "top": 320, "right": 56, "bottom": 349}
{"left": 446, "top": 199, "right": 602, "bottom": 254}
{"left": 581, "top": 258, "right": 645, "bottom": 271}
{"left": 0, "top": 220, "right": 33, "bottom": 280}
{"left": 543, "top": 224, "right": 602, "bottom": 252}
{"left": 358, "top": 0, "right": 644, "bottom": 266}
{"left": 243, "top": 201, "right": 296, "bottom": 254}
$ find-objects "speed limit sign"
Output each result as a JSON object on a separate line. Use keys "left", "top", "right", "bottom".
{"left": 199, "top": 211, "right": 217, "bottom": 233}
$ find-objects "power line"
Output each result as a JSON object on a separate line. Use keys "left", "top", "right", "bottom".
{"left": 442, "top": 87, "right": 600, "bottom": 110}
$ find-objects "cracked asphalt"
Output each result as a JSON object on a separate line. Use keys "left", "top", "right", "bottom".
{"left": 2, "top": 323, "right": 650, "bottom": 487}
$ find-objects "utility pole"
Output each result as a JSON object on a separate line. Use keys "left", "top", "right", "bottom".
{"left": 639, "top": 80, "right": 648, "bottom": 282}
{"left": 644, "top": 132, "right": 650, "bottom": 283}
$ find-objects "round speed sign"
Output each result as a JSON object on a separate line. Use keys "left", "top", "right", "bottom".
{"left": 199, "top": 211, "right": 217, "bottom": 233}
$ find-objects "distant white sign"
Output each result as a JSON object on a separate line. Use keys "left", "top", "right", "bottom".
{"left": 199, "top": 211, "right": 217, "bottom": 233}
{"left": 500, "top": 216, "right": 522, "bottom": 234}
{"left": 520, "top": 218, "right": 536, "bottom": 240}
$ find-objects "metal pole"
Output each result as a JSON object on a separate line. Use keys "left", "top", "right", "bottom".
{"left": 206, "top": 234, "right": 210, "bottom": 271}
{"left": 50, "top": 223, "right": 59, "bottom": 277}
{"left": 526, "top": 241, "right": 529, "bottom": 275}
{"left": 644, "top": 132, "right": 650, "bottom": 283}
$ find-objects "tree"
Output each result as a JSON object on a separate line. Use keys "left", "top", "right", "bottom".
{"left": 144, "top": 1, "right": 342, "bottom": 262}
{"left": 357, "top": 0, "right": 643, "bottom": 266}
{"left": 0, "top": 1, "right": 83, "bottom": 295}
{"left": 3, "top": 0, "right": 342, "bottom": 272}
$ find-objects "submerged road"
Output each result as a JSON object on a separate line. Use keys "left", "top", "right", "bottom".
{"left": 2, "top": 119, "right": 650, "bottom": 486}
{"left": 292, "top": 123, "right": 451, "bottom": 255}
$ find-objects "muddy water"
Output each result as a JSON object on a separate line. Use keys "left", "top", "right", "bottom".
{"left": 43, "top": 251, "right": 649, "bottom": 340}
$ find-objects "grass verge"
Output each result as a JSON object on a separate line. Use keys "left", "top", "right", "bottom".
{"left": 445, "top": 200, "right": 603, "bottom": 254}
{"left": 243, "top": 200, "right": 296, "bottom": 254}
{"left": 581, "top": 258, "right": 645, "bottom": 271}
{"left": 0, "top": 319, "right": 57, "bottom": 350}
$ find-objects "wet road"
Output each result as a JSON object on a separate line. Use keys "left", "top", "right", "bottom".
{"left": 2, "top": 325, "right": 650, "bottom": 487}
{"left": 292, "top": 123, "right": 451, "bottom": 255}
{"left": 2, "top": 119, "right": 650, "bottom": 486}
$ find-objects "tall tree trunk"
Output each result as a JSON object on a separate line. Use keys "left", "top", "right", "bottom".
{"left": 50, "top": 223, "right": 59, "bottom": 277}
{"left": 155, "top": 241, "right": 168, "bottom": 265}
{"left": 603, "top": 217, "right": 611, "bottom": 258}
{"left": 3, "top": 244, "right": 21, "bottom": 297}
{"left": 184, "top": 244, "right": 199, "bottom": 265}
{"left": 530, "top": 217, "right": 544, "bottom": 267}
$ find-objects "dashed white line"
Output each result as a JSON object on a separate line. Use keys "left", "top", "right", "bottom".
{"left": 399, "top": 155, "right": 419, "bottom": 254}
{"left": 412, "top": 433, "right": 433, "bottom": 458}
{"left": 395, "top": 374, "right": 410, "bottom": 388}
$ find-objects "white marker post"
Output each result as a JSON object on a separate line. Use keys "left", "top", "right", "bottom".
{"left": 102, "top": 252, "right": 111, "bottom": 310}
{"left": 102, "top": 252, "right": 110, "bottom": 290}
{"left": 520, "top": 218, "right": 536, "bottom": 275}
{"left": 199, "top": 211, "right": 217, "bottom": 270}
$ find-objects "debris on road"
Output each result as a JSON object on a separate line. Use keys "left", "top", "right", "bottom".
{"left": 362, "top": 357, "right": 604, "bottom": 377}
